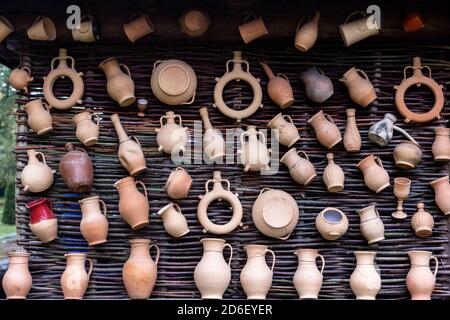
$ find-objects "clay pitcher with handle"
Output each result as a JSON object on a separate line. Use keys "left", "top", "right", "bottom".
{"left": 25, "top": 99, "right": 53, "bottom": 135}
{"left": 406, "top": 250, "right": 438, "bottom": 300}
{"left": 356, "top": 155, "right": 390, "bottom": 193}
{"left": 157, "top": 202, "right": 190, "bottom": 238}
{"left": 300, "top": 67, "right": 333, "bottom": 103}
{"left": 60, "top": 253, "right": 93, "bottom": 299}
{"left": 280, "top": 148, "right": 317, "bottom": 186}
{"left": 350, "top": 251, "right": 381, "bottom": 300}
{"left": 21, "top": 149, "right": 54, "bottom": 193}
{"left": 294, "top": 11, "right": 320, "bottom": 52}
{"left": 73, "top": 111, "right": 100, "bottom": 146}
{"left": 79, "top": 196, "right": 108, "bottom": 246}
{"left": 357, "top": 204, "right": 385, "bottom": 244}
{"left": 2, "top": 251, "right": 32, "bottom": 299}
{"left": 293, "top": 248, "right": 325, "bottom": 299}
{"left": 267, "top": 113, "right": 300, "bottom": 148}
{"left": 307, "top": 110, "right": 342, "bottom": 149}
{"left": 259, "top": 62, "right": 294, "bottom": 108}
{"left": 98, "top": 58, "right": 136, "bottom": 107}
{"left": 9, "top": 66, "right": 33, "bottom": 92}
{"left": 340, "top": 67, "right": 377, "bottom": 107}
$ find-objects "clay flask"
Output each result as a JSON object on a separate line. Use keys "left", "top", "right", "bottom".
{"left": 343, "top": 108, "right": 361, "bottom": 152}
{"left": 259, "top": 62, "right": 294, "bottom": 108}
{"left": 2, "top": 251, "right": 32, "bottom": 299}
{"left": 411, "top": 203, "right": 434, "bottom": 238}
{"left": 323, "top": 153, "right": 345, "bottom": 192}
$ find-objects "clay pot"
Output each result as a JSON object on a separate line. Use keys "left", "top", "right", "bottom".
{"left": 26, "top": 198, "right": 57, "bottom": 243}
{"left": 61, "top": 253, "right": 93, "bottom": 299}
{"left": 238, "top": 14, "right": 268, "bottom": 44}
{"left": 2, "top": 252, "right": 32, "bottom": 299}
{"left": 238, "top": 126, "right": 271, "bottom": 172}
{"left": 356, "top": 155, "right": 390, "bottom": 193}
{"left": 99, "top": 58, "right": 136, "bottom": 107}
{"left": 79, "top": 196, "right": 108, "bottom": 246}
{"left": 393, "top": 141, "right": 422, "bottom": 169}
{"left": 165, "top": 167, "right": 192, "bottom": 199}
{"left": 344, "top": 108, "right": 361, "bottom": 153}
{"left": 9, "top": 67, "right": 33, "bottom": 92}
{"left": 252, "top": 188, "right": 299, "bottom": 240}
{"left": 240, "top": 244, "right": 275, "bottom": 300}
{"left": 111, "top": 113, "right": 147, "bottom": 176}
{"left": 59, "top": 143, "right": 93, "bottom": 193}
{"left": 267, "top": 113, "right": 300, "bottom": 148}
{"left": 350, "top": 251, "right": 381, "bottom": 300}
{"left": 199, "top": 107, "right": 225, "bottom": 162}
{"left": 114, "top": 176, "right": 149, "bottom": 230}
{"left": 260, "top": 62, "right": 294, "bottom": 108}
{"left": 73, "top": 111, "right": 100, "bottom": 146}
{"left": 123, "top": 239, "right": 160, "bottom": 299}
{"left": 307, "top": 111, "right": 342, "bottom": 149}
{"left": 300, "top": 67, "right": 333, "bottom": 103}
{"left": 430, "top": 175, "right": 450, "bottom": 215}
{"left": 294, "top": 11, "right": 320, "bottom": 52}
{"left": 179, "top": 9, "right": 210, "bottom": 37}
{"left": 406, "top": 250, "right": 438, "bottom": 300}
{"left": 339, "top": 11, "right": 379, "bottom": 47}
{"left": 402, "top": 11, "right": 425, "bottom": 33}
{"left": 411, "top": 203, "right": 434, "bottom": 238}
{"left": 72, "top": 15, "right": 100, "bottom": 42}
{"left": 156, "top": 111, "right": 188, "bottom": 155}
{"left": 194, "top": 238, "right": 233, "bottom": 299}
{"left": 280, "top": 148, "right": 316, "bottom": 186}
{"left": 123, "top": 12, "right": 155, "bottom": 42}
{"left": 432, "top": 127, "right": 450, "bottom": 161}
{"left": 0, "top": 15, "right": 14, "bottom": 43}
{"left": 25, "top": 99, "right": 52, "bottom": 135}
{"left": 21, "top": 149, "right": 54, "bottom": 193}
{"left": 293, "top": 249, "right": 325, "bottom": 299}
{"left": 340, "top": 67, "right": 377, "bottom": 107}
{"left": 27, "top": 16, "right": 56, "bottom": 41}
{"left": 323, "top": 153, "right": 345, "bottom": 193}
{"left": 157, "top": 203, "right": 189, "bottom": 238}
{"left": 315, "top": 207, "right": 349, "bottom": 241}
{"left": 357, "top": 204, "right": 385, "bottom": 244}
{"left": 368, "top": 113, "right": 417, "bottom": 147}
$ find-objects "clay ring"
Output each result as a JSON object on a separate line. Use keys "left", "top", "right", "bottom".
{"left": 43, "top": 67, "right": 84, "bottom": 109}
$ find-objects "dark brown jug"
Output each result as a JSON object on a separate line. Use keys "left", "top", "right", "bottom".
{"left": 59, "top": 143, "right": 93, "bottom": 193}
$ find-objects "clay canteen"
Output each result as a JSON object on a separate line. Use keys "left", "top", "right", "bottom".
{"left": 123, "top": 239, "right": 160, "bottom": 299}
{"left": 430, "top": 175, "right": 450, "bottom": 215}
{"left": 27, "top": 16, "right": 56, "bottom": 41}
{"left": 157, "top": 203, "right": 190, "bottom": 238}
{"left": 73, "top": 111, "right": 100, "bottom": 146}
{"left": 0, "top": 15, "right": 14, "bottom": 43}
{"left": 252, "top": 188, "right": 299, "bottom": 240}
{"left": 294, "top": 11, "right": 320, "bottom": 52}
{"left": 137, "top": 98, "right": 148, "bottom": 117}
{"left": 2, "top": 251, "right": 32, "bottom": 299}
{"left": 239, "top": 126, "right": 271, "bottom": 172}
{"left": 156, "top": 111, "right": 188, "bottom": 155}
{"left": 392, "top": 177, "right": 411, "bottom": 220}
{"left": 280, "top": 148, "right": 317, "bottom": 186}
{"left": 21, "top": 149, "right": 54, "bottom": 193}
{"left": 340, "top": 67, "right": 377, "bottom": 107}
{"left": 343, "top": 108, "right": 361, "bottom": 153}
{"left": 300, "top": 67, "right": 333, "bottom": 103}
{"left": 432, "top": 127, "right": 450, "bottom": 161}
{"left": 267, "top": 113, "right": 300, "bottom": 148}
{"left": 59, "top": 143, "right": 93, "bottom": 193}
{"left": 315, "top": 207, "right": 349, "bottom": 241}
{"left": 307, "top": 111, "right": 342, "bottom": 149}
{"left": 323, "top": 153, "right": 345, "bottom": 193}
{"left": 260, "top": 62, "right": 294, "bottom": 108}
{"left": 350, "top": 251, "right": 381, "bottom": 300}
{"left": 356, "top": 155, "right": 390, "bottom": 193}
{"left": 199, "top": 107, "right": 225, "bottom": 162}
{"left": 240, "top": 244, "right": 275, "bottom": 300}
{"left": 165, "top": 167, "right": 192, "bottom": 200}
{"left": 99, "top": 58, "right": 136, "bottom": 107}
{"left": 179, "top": 9, "right": 210, "bottom": 37}
{"left": 194, "top": 238, "right": 233, "bottom": 299}
{"left": 411, "top": 203, "right": 434, "bottom": 238}
{"left": 114, "top": 176, "right": 149, "bottom": 230}
{"left": 26, "top": 198, "right": 58, "bottom": 243}
{"left": 72, "top": 15, "right": 100, "bottom": 42}
{"left": 293, "top": 248, "right": 325, "bottom": 299}
{"left": 393, "top": 141, "right": 422, "bottom": 169}
{"left": 238, "top": 14, "right": 268, "bottom": 44}
{"left": 79, "top": 196, "right": 108, "bottom": 246}
{"left": 406, "top": 250, "right": 438, "bottom": 300}
{"left": 339, "top": 11, "right": 379, "bottom": 47}
{"left": 151, "top": 59, "right": 197, "bottom": 105}
{"left": 25, "top": 99, "right": 52, "bottom": 135}
{"left": 357, "top": 204, "right": 385, "bottom": 244}
{"left": 60, "top": 253, "right": 93, "bottom": 299}
{"left": 402, "top": 11, "right": 425, "bottom": 33}
{"left": 9, "top": 66, "right": 33, "bottom": 92}
{"left": 123, "top": 12, "right": 155, "bottom": 42}
{"left": 368, "top": 113, "right": 417, "bottom": 147}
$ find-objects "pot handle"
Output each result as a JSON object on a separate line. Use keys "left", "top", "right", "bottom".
{"left": 32, "top": 15, "right": 44, "bottom": 25}
{"left": 277, "top": 73, "right": 290, "bottom": 81}
{"left": 259, "top": 187, "right": 272, "bottom": 195}
{"left": 283, "top": 114, "right": 294, "bottom": 124}
{"left": 45, "top": 198, "right": 53, "bottom": 213}
{"left": 173, "top": 203, "right": 182, "bottom": 213}
{"left": 135, "top": 180, "right": 148, "bottom": 198}
{"left": 240, "top": 131, "right": 249, "bottom": 147}
{"left": 266, "top": 249, "right": 276, "bottom": 272}
{"left": 181, "top": 91, "right": 196, "bottom": 105}
{"left": 22, "top": 66, "right": 32, "bottom": 75}
{"left": 130, "top": 136, "right": 142, "bottom": 147}
{"left": 223, "top": 243, "right": 233, "bottom": 266}
{"left": 295, "top": 15, "right": 309, "bottom": 31}
{"left": 42, "top": 101, "right": 51, "bottom": 111}
{"left": 243, "top": 12, "right": 257, "bottom": 24}
{"left": 277, "top": 232, "right": 292, "bottom": 240}
{"left": 91, "top": 113, "right": 100, "bottom": 126}
{"left": 374, "top": 156, "right": 384, "bottom": 169}
{"left": 35, "top": 152, "right": 47, "bottom": 165}
{"left": 430, "top": 256, "right": 439, "bottom": 277}
{"left": 297, "top": 150, "right": 309, "bottom": 161}
{"left": 256, "top": 131, "right": 267, "bottom": 145}
{"left": 317, "top": 254, "right": 326, "bottom": 274}
{"left": 355, "top": 69, "right": 370, "bottom": 81}
{"left": 159, "top": 115, "right": 167, "bottom": 127}
{"left": 119, "top": 63, "right": 131, "bottom": 77}
{"left": 153, "top": 60, "right": 163, "bottom": 70}
{"left": 175, "top": 115, "right": 183, "bottom": 126}
{"left": 99, "top": 199, "right": 107, "bottom": 217}
{"left": 324, "top": 113, "right": 335, "bottom": 123}
{"left": 149, "top": 244, "right": 160, "bottom": 265}
{"left": 129, "top": 11, "right": 144, "bottom": 22}
{"left": 205, "top": 178, "right": 230, "bottom": 193}
{"left": 392, "top": 125, "right": 419, "bottom": 145}
{"left": 344, "top": 11, "right": 366, "bottom": 24}
{"left": 86, "top": 258, "right": 93, "bottom": 279}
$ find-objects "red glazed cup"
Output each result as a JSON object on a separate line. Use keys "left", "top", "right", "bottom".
{"left": 402, "top": 11, "right": 425, "bottom": 33}
{"left": 26, "top": 198, "right": 55, "bottom": 224}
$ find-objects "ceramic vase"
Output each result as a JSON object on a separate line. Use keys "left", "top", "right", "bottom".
{"left": 350, "top": 251, "right": 381, "bottom": 300}
{"left": 432, "top": 128, "right": 450, "bottom": 161}
{"left": 323, "top": 153, "right": 345, "bottom": 192}
{"left": 25, "top": 99, "right": 52, "bottom": 135}
{"left": 199, "top": 107, "right": 225, "bottom": 162}
{"left": 79, "top": 196, "right": 108, "bottom": 246}
{"left": 26, "top": 198, "right": 57, "bottom": 243}
{"left": 238, "top": 126, "right": 271, "bottom": 172}
{"left": 157, "top": 203, "right": 189, "bottom": 238}
{"left": 294, "top": 11, "right": 320, "bottom": 52}
{"left": 293, "top": 249, "right": 325, "bottom": 299}
{"left": 356, "top": 155, "right": 390, "bottom": 193}
{"left": 343, "top": 108, "right": 361, "bottom": 152}
{"left": 21, "top": 149, "right": 54, "bottom": 193}
{"left": 99, "top": 58, "right": 136, "bottom": 107}
{"left": 267, "top": 113, "right": 300, "bottom": 148}
{"left": 340, "top": 67, "right": 377, "bottom": 107}
{"left": 406, "top": 250, "right": 438, "bottom": 300}
{"left": 307, "top": 111, "right": 342, "bottom": 149}
{"left": 260, "top": 62, "right": 294, "bottom": 108}
{"left": 300, "top": 67, "right": 333, "bottom": 103}
{"left": 280, "top": 148, "right": 316, "bottom": 186}
{"left": 61, "top": 253, "right": 93, "bottom": 299}
{"left": 165, "top": 167, "right": 192, "bottom": 199}
{"left": 156, "top": 111, "right": 188, "bottom": 155}
{"left": 73, "top": 111, "right": 100, "bottom": 146}
{"left": 430, "top": 176, "right": 450, "bottom": 215}
{"left": 59, "top": 143, "right": 93, "bottom": 193}
{"left": 411, "top": 203, "right": 434, "bottom": 238}
{"left": 2, "top": 252, "right": 32, "bottom": 299}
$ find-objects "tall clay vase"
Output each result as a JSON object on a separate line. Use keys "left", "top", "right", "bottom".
{"left": 199, "top": 107, "right": 225, "bottom": 162}
{"left": 406, "top": 251, "right": 438, "bottom": 300}
{"left": 2, "top": 252, "right": 32, "bottom": 299}
{"left": 293, "top": 249, "right": 325, "bottom": 299}
{"left": 323, "top": 153, "right": 345, "bottom": 192}
{"left": 259, "top": 62, "right": 294, "bottom": 108}
{"left": 194, "top": 238, "right": 233, "bottom": 299}
{"left": 240, "top": 244, "right": 275, "bottom": 300}
{"left": 357, "top": 204, "right": 385, "bottom": 244}
{"left": 340, "top": 67, "right": 377, "bottom": 107}
{"left": 111, "top": 113, "right": 147, "bottom": 176}
{"left": 27, "top": 198, "right": 58, "bottom": 243}
{"left": 280, "top": 148, "right": 317, "bottom": 186}
{"left": 307, "top": 111, "right": 342, "bottom": 149}
{"left": 356, "top": 155, "right": 390, "bottom": 193}
{"left": 21, "top": 149, "right": 54, "bottom": 193}
{"left": 294, "top": 11, "right": 320, "bottom": 52}
{"left": 300, "top": 67, "right": 333, "bottom": 103}
{"left": 350, "top": 251, "right": 381, "bottom": 300}
{"left": 123, "top": 239, "right": 160, "bottom": 299}
{"left": 73, "top": 111, "right": 100, "bottom": 146}
{"left": 267, "top": 113, "right": 300, "bottom": 148}
{"left": 157, "top": 203, "right": 190, "bottom": 238}
{"left": 343, "top": 108, "right": 361, "bottom": 153}
{"left": 25, "top": 99, "right": 52, "bottom": 135}
{"left": 59, "top": 143, "right": 93, "bottom": 193}
{"left": 430, "top": 176, "right": 450, "bottom": 215}
{"left": 411, "top": 203, "right": 434, "bottom": 238}
{"left": 98, "top": 58, "right": 136, "bottom": 107}
{"left": 79, "top": 196, "right": 108, "bottom": 246}
{"left": 61, "top": 253, "right": 93, "bottom": 299}
{"left": 432, "top": 127, "right": 450, "bottom": 161}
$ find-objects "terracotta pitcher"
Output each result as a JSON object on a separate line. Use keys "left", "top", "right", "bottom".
{"left": 307, "top": 111, "right": 342, "bottom": 149}
{"left": 432, "top": 127, "right": 450, "bottom": 161}
{"left": 0, "top": 15, "right": 14, "bottom": 43}
{"left": 123, "top": 12, "right": 155, "bottom": 43}
{"left": 267, "top": 113, "right": 300, "bottom": 148}
{"left": 300, "top": 67, "right": 333, "bottom": 103}
{"left": 339, "top": 11, "right": 379, "bottom": 47}
{"left": 21, "top": 149, "right": 54, "bottom": 193}
{"left": 157, "top": 203, "right": 190, "bottom": 238}
{"left": 393, "top": 141, "right": 422, "bottom": 169}
{"left": 350, "top": 251, "right": 381, "bottom": 300}
{"left": 293, "top": 249, "right": 325, "bottom": 299}
{"left": 61, "top": 253, "right": 93, "bottom": 299}
{"left": 9, "top": 66, "right": 33, "bottom": 92}
{"left": 199, "top": 107, "right": 225, "bottom": 162}
{"left": 26, "top": 198, "right": 57, "bottom": 243}
{"left": 294, "top": 11, "right": 320, "bottom": 52}
{"left": 323, "top": 153, "right": 345, "bottom": 193}
{"left": 73, "top": 111, "right": 100, "bottom": 146}
{"left": 406, "top": 250, "right": 438, "bottom": 300}
{"left": 357, "top": 204, "right": 385, "bottom": 244}
{"left": 79, "top": 196, "right": 108, "bottom": 246}
{"left": 123, "top": 239, "right": 160, "bottom": 299}
{"left": 99, "top": 58, "right": 136, "bottom": 107}
{"left": 238, "top": 126, "right": 271, "bottom": 172}
{"left": 59, "top": 143, "right": 93, "bottom": 193}
{"left": 344, "top": 108, "right": 361, "bottom": 152}
{"left": 238, "top": 14, "right": 268, "bottom": 44}
{"left": 411, "top": 203, "right": 434, "bottom": 238}
{"left": 240, "top": 244, "right": 275, "bottom": 300}
{"left": 156, "top": 111, "right": 188, "bottom": 155}
{"left": 25, "top": 99, "right": 52, "bottom": 135}
{"left": 315, "top": 207, "right": 349, "bottom": 241}
{"left": 356, "top": 155, "right": 390, "bottom": 193}
{"left": 114, "top": 176, "right": 149, "bottom": 230}
{"left": 165, "top": 167, "right": 192, "bottom": 199}
{"left": 340, "top": 67, "right": 377, "bottom": 107}
{"left": 430, "top": 176, "right": 450, "bottom": 215}
{"left": 2, "top": 251, "right": 32, "bottom": 299}
{"left": 111, "top": 113, "right": 147, "bottom": 176}
{"left": 194, "top": 238, "right": 233, "bottom": 299}
{"left": 260, "top": 62, "right": 294, "bottom": 108}
{"left": 280, "top": 148, "right": 316, "bottom": 186}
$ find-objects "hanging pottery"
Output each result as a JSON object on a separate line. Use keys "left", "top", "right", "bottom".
{"left": 350, "top": 251, "right": 381, "bottom": 300}
{"left": 0, "top": 16, "right": 14, "bottom": 43}
{"left": 9, "top": 66, "right": 33, "bottom": 92}
{"left": 72, "top": 15, "right": 100, "bottom": 42}
{"left": 238, "top": 126, "right": 271, "bottom": 172}
{"left": 27, "top": 16, "right": 56, "bottom": 41}
{"left": 157, "top": 203, "right": 190, "bottom": 238}
{"left": 238, "top": 13, "right": 268, "bottom": 44}
{"left": 294, "top": 11, "right": 320, "bottom": 52}
{"left": 307, "top": 111, "right": 342, "bottom": 149}
{"left": 2, "top": 251, "right": 32, "bottom": 299}
{"left": 300, "top": 67, "right": 333, "bottom": 103}
{"left": 323, "top": 153, "right": 345, "bottom": 193}
{"left": 165, "top": 167, "right": 192, "bottom": 200}
{"left": 356, "top": 155, "right": 390, "bottom": 193}
{"left": 343, "top": 108, "right": 361, "bottom": 153}
{"left": 393, "top": 141, "right": 422, "bottom": 169}
{"left": 402, "top": 11, "right": 425, "bottom": 33}
{"left": 340, "top": 67, "right": 377, "bottom": 107}
{"left": 21, "top": 149, "right": 54, "bottom": 193}
{"left": 432, "top": 127, "right": 450, "bottom": 161}
{"left": 25, "top": 99, "right": 52, "bottom": 135}
{"left": 392, "top": 177, "right": 411, "bottom": 220}
{"left": 73, "top": 111, "right": 100, "bottom": 146}
{"left": 99, "top": 58, "right": 136, "bottom": 107}
{"left": 61, "top": 253, "right": 93, "bottom": 299}
{"left": 357, "top": 204, "right": 385, "bottom": 244}
{"left": 26, "top": 198, "right": 58, "bottom": 243}
{"left": 79, "top": 196, "right": 108, "bottom": 246}
{"left": 430, "top": 175, "right": 450, "bottom": 215}
{"left": 315, "top": 207, "right": 349, "bottom": 241}
{"left": 411, "top": 203, "right": 434, "bottom": 238}
{"left": 179, "top": 9, "right": 210, "bottom": 37}
{"left": 368, "top": 113, "right": 417, "bottom": 147}
{"left": 199, "top": 107, "right": 225, "bottom": 162}
{"left": 260, "top": 62, "right": 294, "bottom": 108}
{"left": 123, "top": 12, "right": 155, "bottom": 42}
{"left": 267, "top": 113, "right": 300, "bottom": 148}
{"left": 156, "top": 111, "right": 188, "bottom": 155}
{"left": 339, "top": 11, "right": 379, "bottom": 47}
{"left": 293, "top": 248, "right": 325, "bottom": 299}
{"left": 59, "top": 143, "right": 93, "bottom": 193}
{"left": 280, "top": 148, "right": 316, "bottom": 186}
{"left": 406, "top": 250, "right": 438, "bottom": 300}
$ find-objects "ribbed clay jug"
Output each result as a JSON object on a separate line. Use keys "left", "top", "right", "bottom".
{"left": 343, "top": 108, "right": 361, "bottom": 152}
{"left": 432, "top": 127, "right": 450, "bottom": 161}
{"left": 350, "top": 251, "right": 381, "bottom": 300}
{"left": 25, "top": 99, "right": 52, "bottom": 135}
{"left": 199, "top": 107, "right": 225, "bottom": 162}
{"left": 98, "top": 58, "right": 136, "bottom": 107}
{"left": 307, "top": 111, "right": 342, "bottom": 149}
{"left": 357, "top": 204, "right": 385, "bottom": 244}
{"left": 259, "top": 62, "right": 294, "bottom": 108}
{"left": 2, "top": 251, "right": 32, "bottom": 299}
{"left": 21, "top": 149, "right": 54, "bottom": 193}
{"left": 356, "top": 155, "right": 390, "bottom": 193}
{"left": 323, "top": 153, "right": 345, "bottom": 192}
{"left": 411, "top": 203, "right": 434, "bottom": 238}
{"left": 59, "top": 143, "right": 93, "bottom": 193}
{"left": 293, "top": 249, "right": 325, "bottom": 299}
{"left": 73, "top": 111, "right": 100, "bottom": 146}
{"left": 430, "top": 176, "right": 450, "bottom": 215}
{"left": 156, "top": 111, "right": 188, "bottom": 155}
{"left": 79, "top": 196, "right": 108, "bottom": 246}
{"left": 280, "top": 148, "right": 316, "bottom": 186}
{"left": 238, "top": 126, "right": 271, "bottom": 172}
{"left": 294, "top": 11, "right": 320, "bottom": 52}
{"left": 300, "top": 67, "right": 333, "bottom": 103}
{"left": 340, "top": 67, "right": 377, "bottom": 107}
{"left": 157, "top": 203, "right": 189, "bottom": 238}
{"left": 267, "top": 113, "right": 300, "bottom": 148}
{"left": 61, "top": 253, "right": 93, "bottom": 299}
{"left": 406, "top": 250, "right": 438, "bottom": 300}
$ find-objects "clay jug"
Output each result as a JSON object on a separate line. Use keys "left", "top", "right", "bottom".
{"left": 179, "top": 9, "right": 211, "bottom": 37}
{"left": 356, "top": 155, "right": 390, "bottom": 193}
{"left": 430, "top": 176, "right": 450, "bottom": 215}
{"left": 300, "top": 67, "right": 333, "bottom": 103}
{"left": 315, "top": 207, "right": 349, "bottom": 240}
{"left": 340, "top": 67, "right": 377, "bottom": 107}
{"left": 123, "top": 12, "right": 155, "bottom": 43}
{"left": 350, "top": 251, "right": 381, "bottom": 300}
{"left": 156, "top": 111, "right": 188, "bottom": 155}
{"left": 99, "top": 58, "right": 136, "bottom": 107}
{"left": 260, "top": 62, "right": 294, "bottom": 108}
{"left": 267, "top": 113, "right": 300, "bottom": 148}
{"left": 114, "top": 176, "right": 149, "bottom": 230}
{"left": 79, "top": 196, "right": 108, "bottom": 246}
{"left": 61, "top": 253, "right": 93, "bottom": 299}
{"left": 59, "top": 143, "right": 93, "bottom": 193}
{"left": 9, "top": 67, "right": 33, "bottom": 92}
{"left": 357, "top": 204, "right": 385, "bottom": 244}
{"left": 411, "top": 203, "right": 434, "bottom": 238}
{"left": 194, "top": 238, "right": 233, "bottom": 299}
{"left": 21, "top": 149, "right": 54, "bottom": 193}
{"left": 368, "top": 113, "right": 417, "bottom": 147}
{"left": 293, "top": 248, "right": 325, "bottom": 299}
{"left": 294, "top": 11, "right": 320, "bottom": 52}
{"left": 432, "top": 127, "right": 450, "bottom": 161}
{"left": 25, "top": 99, "right": 52, "bottom": 135}
{"left": 165, "top": 167, "right": 192, "bottom": 199}
{"left": 238, "top": 126, "right": 271, "bottom": 172}
{"left": 111, "top": 113, "right": 147, "bottom": 176}
{"left": 238, "top": 14, "right": 268, "bottom": 44}
{"left": 307, "top": 111, "right": 342, "bottom": 149}
{"left": 323, "top": 153, "right": 345, "bottom": 192}
{"left": 343, "top": 108, "right": 361, "bottom": 152}
{"left": 406, "top": 250, "right": 438, "bottom": 300}
{"left": 26, "top": 198, "right": 57, "bottom": 243}
{"left": 2, "top": 251, "right": 32, "bottom": 299}
{"left": 393, "top": 141, "right": 422, "bottom": 169}
{"left": 157, "top": 203, "right": 190, "bottom": 238}
{"left": 0, "top": 15, "right": 14, "bottom": 43}
{"left": 339, "top": 11, "right": 379, "bottom": 47}
{"left": 199, "top": 107, "right": 225, "bottom": 162}
{"left": 123, "top": 239, "right": 160, "bottom": 299}
{"left": 280, "top": 148, "right": 316, "bottom": 186}
{"left": 240, "top": 244, "right": 275, "bottom": 300}
{"left": 73, "top": 111, "right": 100, "bottom": 146}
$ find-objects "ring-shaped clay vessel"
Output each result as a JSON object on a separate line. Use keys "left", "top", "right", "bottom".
{"left": 197, "top": 171, "right": 243, "bottom": 235}
{"left": 394, "top": 57, "right": 444, "bottom": 123}
{"left": 213, "top": 51, "right": 262, "bottom": 122}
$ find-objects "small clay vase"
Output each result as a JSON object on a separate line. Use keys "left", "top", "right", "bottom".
{"left": 26, "top": 198, "right": 58, "bottom": 243}
{"left": 294, "top": 11, "right": 320, "bottom": 52}
{"left": 339, "top": 11, "right": 379, "bottom": 47}
{"left": 406, "top": 250, "right": 438, "bottom": 300}
{"left": 73, "top": 111, "right": 100, "bottom": 146}
{"left": 179, "top": 9, "right": 210, "bottom": 37}
{"left": 307, "top": 111, "right": 342, "bottom": 149}
{"left": 165, "top": 167, "right": 192, "bottom": 199}
{"left": 357, "top": 204, "right": 385, "bottom": 244}
{"left": 21, "top": 149, "right": 54, "bottom": 193}
{"left": 9, "top": 66, "right": 33, "bottom": 92}
{"left": 356, "top": 155, "right": 390, "bottom": 193}
{"left": 393, "top": 141, "right": 422, "bottom": 169}
{"left": 432, "top": 127, "right": 450, "bottom": 161}
{"left": 27, "top": 16, "right": 56, "bottom": 41}
{"left": 123, "top": 12, "right": 155, "bottom": 42}
{"left": 61, "top": 253, "right": 93, "bottom": 299}
{"left": 280, "top": 148, "right": 316, "bottom": 186}
{"left": 238, "top": 126, "right": 271, "bottom": 172}
{"left": 300, "top": 67, "right": 333, "bottom": 103}
{"left": 350, "top": 251, "right": 381, "bottom": 300}
{"left": 59, "top": 143, "right": 93, "bottom": 193}
{"left": 25, "top": 99, "right": 52, "bottom": 135}
{"left": 238, "top": 14, "right": 268, "bottom": 44}
{"left": 199, "top": 107, "right": 225, "bottom": 162}
{"left": 99, "top": 58, "right": 136, "bottom": 107}
{"left": 267, "top": 113, "right": 300, "bottom": 148}
{"left": 402, "top": 11, "right": 425, "bottom": 33}
{"left": 430, "top": 175, "right": 450, "bottom": 215}
{"left": 344, "top": 108, "right": 361, "bottom": 153}
{"left": 411, "top": 203, "right": 434, "bottom": 238}
{"left": 340, "top": 67, "right": 377, "bottom": 107}
{"left": 0, "top": 15, "right": 14, "bottom": 43}
{"left": 323, "top": 153, "right": 345, "bottom": 192}
{"left": 157, "top": 203, "right": 190, "bottom": 238}
{"left": 315, "top": 207, "right": 349, "bottom": 241}
{"left": 79, "top": 196, "right": 108, "bottom": 246}
{"left": 260, "top": 62, "right": 294, "bottom": 108}
{"left": 293, "top": 248, "right": 325, "bottom": 299}
{"left": 156, "top": 111, "right": 188, "bottom": 155}
{"left": 2, "top": 251, "right": 32, "bottom": 299}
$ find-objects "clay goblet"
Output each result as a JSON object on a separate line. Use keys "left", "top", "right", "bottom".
{"left": 392, "top": 177, "right": 411, "bottom": 219}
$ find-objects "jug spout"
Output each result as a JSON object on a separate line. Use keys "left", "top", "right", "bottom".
{"left": 259, "top": 62, "right": 275, "bottom": 79}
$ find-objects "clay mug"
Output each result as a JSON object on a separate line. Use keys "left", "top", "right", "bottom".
{"left": 293, "top": 249, "right": 325, "bottom": 299}
{"left": 339, "top": 11, "right": 379, "bottom": 47}
{"left": 323, "top": 153, "right": 345, "bottom": 193}
{"left": 307, "top": 110, "right": 342, "bottom": 149}
{"left": 165, "top": 167, "right": 192, "bottom": 199}
{"left": 199, "top": 107, "right": 225, "bottom": 162}
{"left": 406, "top": 250, "right": 438, "bottom": 300}
{"left": 267, "top": 113, "right": 300, "bottom": 148}
{"left": 340, "top": 67, "right": 377, "bottom": 107}
{"left": 300, "top": 67, "right": 333, "bottom": 103}
{"left": 157, "top": 203, "right": 190, "bottom": 238}
{"left": 26, "top": 198, "right": 58, "bottom": 243}
{"left": 9, "top": 67, "right": 33, "bottom": 92}
{"left": 357, "top": 204, "right": 385, "bottom": 244}
{"left": 79, "top": 196, "right": 108, "bottom": 246}
{"left": 356, "top": 155, "right": 390, "bottom": 193}
{"left": 393, "top": 141, "right": 422, "bottom": 169}
{"left": 402, "top": 11, "right": 425, "bottom": 33}
{"left": 179, "top": 9, "right": 210, "bottom": 37}
{"left": 72, "top": 15, "right": 100, "bottom": 42}
{"left": 99, "top": 58, "right": 136, "bottom": 107}
{"left": 156, "top": 111, "right": 188, "bottom": 155}
{"left": 25, "top": 99, "right": 52, "bottom": 135}
{"left": 238, "top": 126, "right": 271, "bottom": 172}
{"left": 280, "top": 148, "right": 317, "bottom": 186}
{"left": 411, "top": 203, "right": 434, "bottom": 238}
{"left": 294, "top": 11, "right": 320, "bottom": 52}
{"left": 260, "top": 62, "right": 294, "bottom": 108}
{"left": 238, "top": 13, "right": 268, "bottom": 44}
{"left": 59, "top": 143, "right": 93, "bottom": 193}
{"left": 350, "top": 251, "right": 381, "bottom": 300}
{"left": 315, "top": 207, "right": 349, "bottom": 241}
{"left": 61, "top": 253, "right": 93, "bottom": 299}
{"left": 123, "top": 12, "right": 155, "bottom": 42}
{"left": 73, "top": 111, "right": 100, "bottom": 146}
{"left": 27, "top": 16, "right": 56, "bottom": 41}
{"left": 21, "top": 149, "right": 54, "bottom": 193}
{"left": 432, "top": 127, "right": 450, "bottom": 161}
{"left": 430, "top": 175, "right": 450, "bottom": 215}
{"left": 0, "top": 15, "right": 14, "bottom": 43}
{"left": 343, "top": 108, "right": 361, "bottom": 152}
{"left": 2, "top": 251, "right": 32, "bottom": 299}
